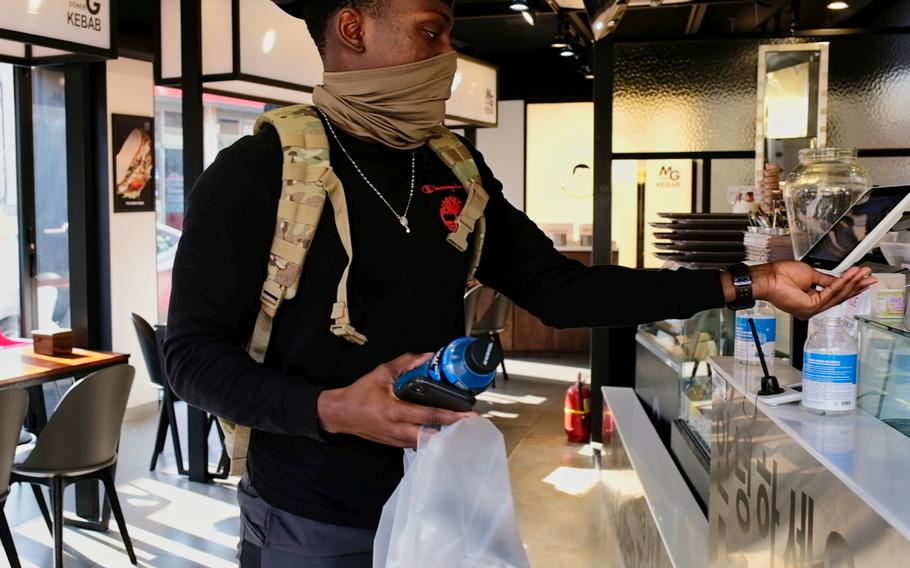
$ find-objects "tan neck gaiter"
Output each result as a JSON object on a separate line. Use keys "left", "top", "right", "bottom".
{"left": 313, "top": 51, "right": 458, "bottom": 150}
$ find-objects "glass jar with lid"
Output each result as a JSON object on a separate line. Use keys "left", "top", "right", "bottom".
{"left": 783, "top": 148, "right": 871, "bottom": 259}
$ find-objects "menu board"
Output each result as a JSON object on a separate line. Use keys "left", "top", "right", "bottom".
{"left": 2, "top": 0, "right": 111, "bottom": 53}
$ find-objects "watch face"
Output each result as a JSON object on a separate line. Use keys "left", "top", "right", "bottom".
{"left": 729, "top": 264, "right": 752, "bottom": 284}
{"left": 727, "top": 264, "right": 754, "bottom": 310}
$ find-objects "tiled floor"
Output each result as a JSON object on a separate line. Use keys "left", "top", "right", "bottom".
{"left": 5, "top": 362, "right": 619, "bottom": 567}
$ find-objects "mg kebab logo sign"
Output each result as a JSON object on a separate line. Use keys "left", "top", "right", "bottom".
{"left": 67, "top": 0, "right": 103, "bottom": 32}
{"left": 655, "top": 165, "right": 682, "bottom": 190}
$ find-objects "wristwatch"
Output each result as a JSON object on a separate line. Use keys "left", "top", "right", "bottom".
{"left": 726, "top": 263, "right": 755, "bottom": 311}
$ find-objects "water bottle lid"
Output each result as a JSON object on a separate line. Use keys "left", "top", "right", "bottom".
{"left": 466, "top": 337, "right": 503, "bottom": 375}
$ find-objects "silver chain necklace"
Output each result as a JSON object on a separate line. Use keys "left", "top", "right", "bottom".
{"left": 317, "top": 109, "right": 416, "bottom": 234}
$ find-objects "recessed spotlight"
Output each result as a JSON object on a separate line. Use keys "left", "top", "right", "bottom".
{"left": 509, "top": 0, "right": 530, "bottom": 11}
{"left": 827, "top": 1, "right": 849, "bottom": 8}
{"left": 521, "top": 10, "right": 536, "bottom": 25}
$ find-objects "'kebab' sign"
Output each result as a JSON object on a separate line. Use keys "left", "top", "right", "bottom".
{"left": 3, "top": 0, "right": 110, "bottom": 53}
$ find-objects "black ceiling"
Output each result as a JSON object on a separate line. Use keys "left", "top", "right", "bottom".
{"left": 119, "top": 0, "right": 910, "bottom": 102}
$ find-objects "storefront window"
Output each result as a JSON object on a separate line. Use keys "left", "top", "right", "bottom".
{"left": 153, "top": 87, "right": 268, "bottom": 322}
{"left": 0, "top": 64, "right": 20, "bottom": 337}
{"left": 32, "top": 67, "right": 70, "bottom": 330}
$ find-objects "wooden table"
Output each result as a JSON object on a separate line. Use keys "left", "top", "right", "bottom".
{"left": 0, "top": 346, "right": 129, "bottom": 389}
{"left": 0, "top": 345, "right": 129, "bottom": 529}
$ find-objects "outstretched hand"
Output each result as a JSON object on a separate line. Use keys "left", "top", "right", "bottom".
{"left": 737, "top": 261, "right": 877, "bottom": 320}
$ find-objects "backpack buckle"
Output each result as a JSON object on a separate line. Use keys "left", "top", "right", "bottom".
{"left": 260, "top": 280, "right": 285, "bottom": 316}
{"left": 330, "top": 323, "right": 368, "bottom": 345}
{"left": 446, "top": 223, "right": 472, "bottom": 252}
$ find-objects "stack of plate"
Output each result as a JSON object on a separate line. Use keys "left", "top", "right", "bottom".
{"left": 652, "top": 213, "right": 748, "bottom": 266}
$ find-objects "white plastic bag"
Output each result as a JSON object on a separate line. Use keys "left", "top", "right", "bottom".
{"left": 373, "top": 417, "right": 530, "bottom": 568}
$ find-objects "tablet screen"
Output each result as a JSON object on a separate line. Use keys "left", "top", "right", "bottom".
{"left": 801, "top": 186, "right": 910, "bottom": 269}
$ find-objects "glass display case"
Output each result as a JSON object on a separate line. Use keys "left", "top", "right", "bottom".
{"left": 856, "top": 316, "right": 910, "bottom": 438}
{"left": 635, "top": 306, "right": 792, "bottom": 506}
{"left": 637, "top": 309, "right": 732, "bottom": 451}
{"left": 635, "top": 308, "right": 734, "bottom": 506}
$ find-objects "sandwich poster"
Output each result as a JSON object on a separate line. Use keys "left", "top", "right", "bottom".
{"left": 111, "top": 114, "right": 154, "bottom": 213}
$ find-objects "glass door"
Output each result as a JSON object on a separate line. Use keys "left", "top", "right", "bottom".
{"left": 31, "top": 67, "right": 70, "bottom": 331}
{"left": 0, "top": 64, "right": 21, "bottom": 337}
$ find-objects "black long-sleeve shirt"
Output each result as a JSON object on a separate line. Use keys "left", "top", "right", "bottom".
{"left": 164, "top": 118, "right": 726, "bottom": 528}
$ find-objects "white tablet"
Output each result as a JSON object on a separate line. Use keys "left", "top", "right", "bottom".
{"left": 800, "top": 185, "right": 910, "bottom": 275}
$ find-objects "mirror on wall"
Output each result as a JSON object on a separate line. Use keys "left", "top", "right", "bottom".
{"left": 755, "top": 43, "right": 830, "bottom": 183}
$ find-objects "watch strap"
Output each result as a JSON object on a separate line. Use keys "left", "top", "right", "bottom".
{"left": 726, "top": 263, "right": 755, "bottom": 311}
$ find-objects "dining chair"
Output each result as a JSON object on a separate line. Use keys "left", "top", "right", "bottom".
{"left": 0, "top": 389, "right": 28, "bottom": 568}
{"left": 131, "top": 314, "right": 229, "bottom": 478}
{"left": 463, "top": 283, "right": 485, "bottom": 336}
{"left": 464, "top": 284, "right": 512, "bottom": 383}
{"left": 130, "top": 313, "right": 187, "bottom": 474}
{"left": 468, "top": 289, "right": 513, "bottom": 383}
{"left": 11, "top": 365, "right": 137, "bottom": 567}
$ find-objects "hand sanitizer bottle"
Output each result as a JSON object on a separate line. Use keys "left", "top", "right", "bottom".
{"left": 734, "top": 301, "right": 777, "bottom": 366}
{"left": 802, "top": 306, "right": 858, "bottom": 415}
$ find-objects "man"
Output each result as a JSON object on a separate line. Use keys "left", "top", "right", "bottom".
{"left": 164, "top": 1, "right": 875, "bottom": 566}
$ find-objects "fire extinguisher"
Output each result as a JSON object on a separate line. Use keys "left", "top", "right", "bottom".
{"left": 564, "top": 372, "right": 592, "bottom": 443}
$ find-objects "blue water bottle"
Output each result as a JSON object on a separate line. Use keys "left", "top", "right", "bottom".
{"left": 396, "top": 337, "right": 502, "bottom": 394}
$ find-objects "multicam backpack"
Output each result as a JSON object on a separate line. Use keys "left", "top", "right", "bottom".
{"left": 219, "top": 104, "right": 489, "bottom": 475}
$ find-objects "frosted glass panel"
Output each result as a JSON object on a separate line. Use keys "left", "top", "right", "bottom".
{"left": 828, "top": 35, "right": 910, "bottom": 150}
{"left": 612, "top": 161, "right": 638, "bottom": 268}
{"left": 710, "top": 159, "right": 755, "bottom": 213}
{"left": 859, "top": 157, "right": 910, "bottom": 187}
{"left": 614, "top": 41, "right": 757, "bottom": 153}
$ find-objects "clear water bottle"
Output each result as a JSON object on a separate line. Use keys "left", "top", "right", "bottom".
{"left": 802, "top": 309, "right": 858, "bottom": 415}
{"left": 734, "top": 301, "right": 777, "bottom": 366}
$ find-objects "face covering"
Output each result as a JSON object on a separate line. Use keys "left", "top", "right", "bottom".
{"left": 313, "top": 51, "right": 458, "bottom": 149}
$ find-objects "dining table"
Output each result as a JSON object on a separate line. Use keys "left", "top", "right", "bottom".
{"left": 0, "top": 344, "right": 130, "bottom": 531}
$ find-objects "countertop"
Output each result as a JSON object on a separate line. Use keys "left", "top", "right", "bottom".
{"left": 708, "top": 355, "right": 910, "bottom": 541}
{"left": 602, "top": 386, "right": 708, "bottom": 568}
{"left": 555, "top": 245, "right": 593, "bottom": 252}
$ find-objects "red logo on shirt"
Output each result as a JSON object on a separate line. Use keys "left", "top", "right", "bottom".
{"left": 440, "top": 195, "right": 464, "bottom": 232}
{"left": 422, "top": 184, "right": 464, "bottom": 194}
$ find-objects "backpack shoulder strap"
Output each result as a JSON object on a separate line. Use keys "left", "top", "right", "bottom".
{"left": 221, "top": 104, "right": 368, "bottom": 476}
{"left": 251, "top": 104, "right": 367, "bottom": 360}
{"left": 426, "top": 126, "right": 488, "bottom": 282}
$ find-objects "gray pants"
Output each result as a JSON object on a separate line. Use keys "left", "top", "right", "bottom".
{"left": 237, "top": 475, "right": 376, "bottom": 567}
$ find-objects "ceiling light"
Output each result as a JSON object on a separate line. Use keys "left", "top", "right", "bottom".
{"left": 585, "top": 72, "right": 594, "bottom": 80}
{"left": 559, "top": 45, "right": 575, "bottom": 57}
{"left": 509, "top": 0, "right": 530, "bottom": 11}
{"left": 827, "top": 1, "right": 849, "bottom": 8}
{"left": 551, "top": 16, "right": 569, "bottom": 48}
{"left": 521, "top": 10, "right": 536, "bottom": 25}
